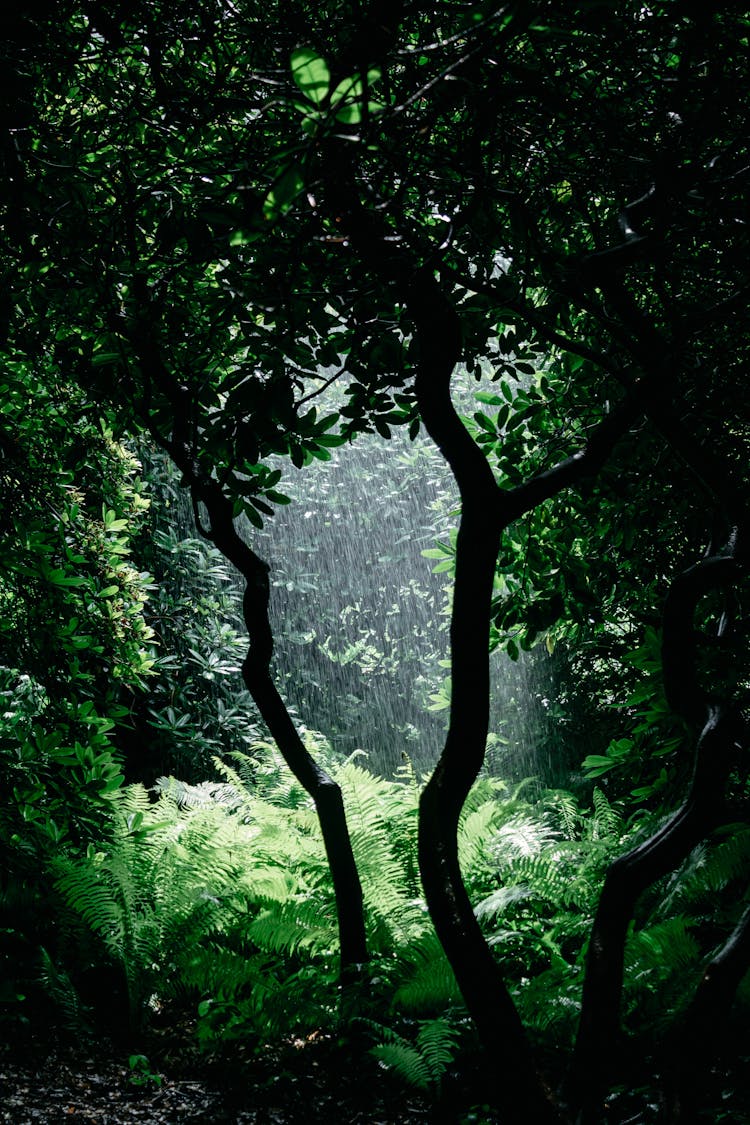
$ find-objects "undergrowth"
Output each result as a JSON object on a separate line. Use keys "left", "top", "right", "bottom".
{"left": 34, "top": 738, "right": 750, "bottom": 1095}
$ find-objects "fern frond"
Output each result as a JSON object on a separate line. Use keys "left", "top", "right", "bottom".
{"left": 491, "top": 815, "right": 559, "bottom": 861}
{"left": 53, "top": 862, "right": 126, "bottom": 948}
{"left": 675, "top": 829, "right": 750, "bottom": 906}
{"left": 459, "top": 801, "right": 502, "bottom": 875}
{"left": 370, "top": 1039, "right": 433, "bottom": 1090}
{"left": 589, "top": 788, "right": 623, "bottom": 841}
{"left": 416, "top": 1017, "right": 460, "bottom": 1080}
{"left": 38, "top": 946, "right": 89, "bottom": 1031}
{"left": 512, "top": 967, "right": 581, "bottom": 1039}
{"left": 154, "top": 775, "right": 244, "bottom": 813}
{"left": 474, "top": 884, "right": 533, "bottom": 922}
{"left": 369, "top": 1017, "right": 460, "bottom": 1090}
{"left": 245, "top": 902, "right": 337, "bottom": 958}
{"left": 544, "top": 789, "right": 581, "bottom": 840}
{"left": 393, "top": 932, "right": 462, "bottom": 1013}
{"left": 624, "top": 915, "right": 700, "bottom": 975}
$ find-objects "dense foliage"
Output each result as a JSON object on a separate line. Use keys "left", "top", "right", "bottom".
{"left": 2, "top": 3, "right": 750, "bottom": 1123}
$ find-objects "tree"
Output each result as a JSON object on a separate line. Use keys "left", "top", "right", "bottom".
{"left": 0, "top": 357, "right": 155, "bottom": 856}
{"left": 3, "top": 3, "right": 749, "bottom": 1121}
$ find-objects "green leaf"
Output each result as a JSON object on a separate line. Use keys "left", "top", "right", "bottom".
{"left": 582, "top": 754, "right": 616, "bottom": 777}
{"left": 290, "top": 48, "right": 331, "bottom": 106}
{"left": 330, "top": 68, "right": 382, "bottom": 108}
{"left": 263, "top": 166, "right": 305, "bottom": 221}
{"left": 229, "top": 229, "right": 260, "bottom": 247}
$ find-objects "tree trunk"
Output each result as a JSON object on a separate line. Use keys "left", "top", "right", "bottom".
{"left": 409, "top": 273, "right": 559, "bottom": 1123}
{"left": 666, "top": 900, "right": 750, "bottom": 1123}
{"left": 133, "top": 325, "right": 369, "bottom": 974}
{"left": 567, "top": 544, "right": 742, "bottom": 1118}
{"left": 193, "top": 475, "right": 370, "bottom": 975}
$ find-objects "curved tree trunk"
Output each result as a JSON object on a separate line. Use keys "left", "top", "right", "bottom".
{"left": 408, "top": 272, "right": 559, "bottom": 1123}
{"left": 567, "top": 547, "right": 743, "bottom": 1118}
{"left": 194, "top": 480, "right": 369, "bottom": 973}
{"left": 666, "top": 899, "right": 750, "bottom": 1123}
{"left": 132, "top": 321, "right": 368, "bottom": 974}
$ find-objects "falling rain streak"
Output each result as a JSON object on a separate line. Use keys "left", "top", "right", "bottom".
{"left": 254, "top": 426, "right": 559, "bottom": 782}
{"left": 139, "top": 423, "right": 563, "bottom": 783}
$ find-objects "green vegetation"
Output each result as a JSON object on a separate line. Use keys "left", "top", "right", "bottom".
{"left": 2, "top": 3, "right": 750, "bottom": 1123}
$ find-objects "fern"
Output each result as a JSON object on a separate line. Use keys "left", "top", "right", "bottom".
{"left": 590, "top": 787, "right": 623, "bottom": 841}
{"left": 661, "top": 828, "right": 750, "bottom": 912}
{"left": 333, "top": 759, "right": 427, "bottom": 948}
{"left": 392, "top": 931, "right": 462, "bottom": 1013}
{"left": 625, "top": 915, "right": 700, "bottom": 975}
{"left": 512, "top": 965, "right": 582, "bottom": 1040}
{"left": 245, "top": 902, "right": 337, "bottom": 957}
{"left": 154, "top": 775, "right": 245, "bottom": 814}
{"left": 37, "top": 946, "right": 90, "bottom": 1031}
{"left": 371, "top": 1038, "right": 434, "bottom": 1090}
{"left": 369, "top": 1017, "right": 461, "bottom": 1091}
{"left": 53, "top": 785, "right": 275, "bottom": 1029}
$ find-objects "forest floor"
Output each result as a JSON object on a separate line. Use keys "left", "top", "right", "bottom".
{"left": 3, "top": 1027, "right": 748, "bottom": 1124}
{"left": 0, "top": 1024, "right": 445, "bottom": 1125}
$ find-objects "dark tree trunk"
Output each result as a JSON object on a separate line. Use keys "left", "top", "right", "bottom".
{"left": 203, "top": 488, "right": 369, "bottom": 973}
{"left": 567, "top": 545, "right": 743, "bottom": 1118}
{"left": 665, "top": 900, "right": 750, "bottom": 1123}
{"left": 132, "top": 324, "right": 369, "bottom": 974}
{"left": 408, "top": 273, "right": 560, "bottom": 1123}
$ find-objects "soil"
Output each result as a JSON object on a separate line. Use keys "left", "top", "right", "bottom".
{"left": 0, "top": 1026, "right": 448, "bottom": 1125}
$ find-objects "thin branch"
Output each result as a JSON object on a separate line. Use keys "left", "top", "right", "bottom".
{"left": 499, "top": 394, "right": 641, "bottom": 525}
{"left": 443, "top": 264, "right": 619, "bottom": 376}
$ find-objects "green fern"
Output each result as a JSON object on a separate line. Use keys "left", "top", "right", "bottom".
{"left": 37, "top": 946, "right": 90, "bottom": 1031}
{"left": 370, "top": 1016, "right": 461, "bottom": 1091}
{"left": 625, "top": 915, "right": 700, "bottom": 975}
{"left": 371, "top": 1037, "right": 434, "bottom": 1090}
{"left": 333, "top": 759, "right": 427, "bottom": 948}
{"left": 392, "top": 931, "right": 463, "bottom": 1013}
{"left": 662, "top": 828, "right": 750, "bottom": 912}
{"left": 52, "top": 784, "right": 275, "bottom": 1029}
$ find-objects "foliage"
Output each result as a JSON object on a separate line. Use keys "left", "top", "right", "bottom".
{"left": 124, "top": 450, "right": 265, "bottom": 782}
{"left": 0, "top": 365, "right": 161, "bottom": 1031}
{"left": 46, "top": 744, "right": 733, "bottom": 1070}
{"left": 369, "top": 1016, "right": 461, "bottom": 1093}
{"left": 3, "top": 4, "right": 750, "bottom": 1120}
{"left": 0, "top": 361, "right": 155, "bottom": 857}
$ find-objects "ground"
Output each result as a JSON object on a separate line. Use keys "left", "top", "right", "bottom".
{"left": 0, "top": 1027, "right": 444, "bottom": 1124}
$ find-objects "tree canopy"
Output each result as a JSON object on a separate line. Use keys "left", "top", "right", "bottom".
{"left": 2, "top": 3, "right": 750, "bottom": 1122}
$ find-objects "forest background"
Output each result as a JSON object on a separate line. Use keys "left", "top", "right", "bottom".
{"left": 1, "top": 3, "right": 749, "bottom": 1123}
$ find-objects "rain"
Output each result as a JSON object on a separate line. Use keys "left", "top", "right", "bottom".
{"left": 253, "top": 423, "right": 560, "bottom": 783}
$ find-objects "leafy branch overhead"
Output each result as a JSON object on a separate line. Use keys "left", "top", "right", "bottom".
{"left": 1, "top": 4, "right": 749, "bottom": 1125}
